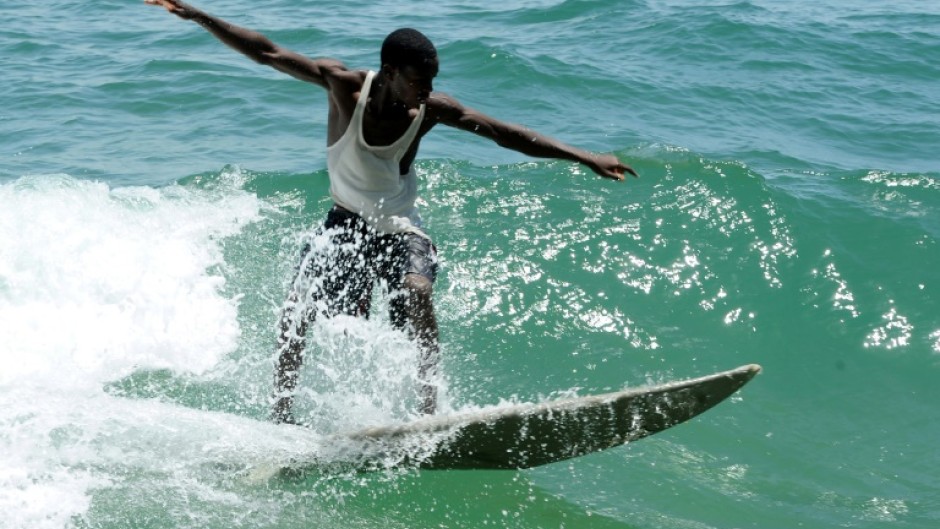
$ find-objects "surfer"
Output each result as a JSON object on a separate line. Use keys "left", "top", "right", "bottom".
{"left": 145, "top": 0, "right": 638, "bottom": 423}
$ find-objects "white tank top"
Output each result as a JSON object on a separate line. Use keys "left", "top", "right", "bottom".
{"left": 327, "top": 70, "right": 427, "bottom": 236}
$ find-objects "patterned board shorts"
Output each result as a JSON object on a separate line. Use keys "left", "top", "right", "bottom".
{"left": 287, "top": 205, "right": 438, "bottom": 321}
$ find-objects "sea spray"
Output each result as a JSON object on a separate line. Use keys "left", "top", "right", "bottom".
{"left": 0, "top": 172, "right": 264, "bottom": 529}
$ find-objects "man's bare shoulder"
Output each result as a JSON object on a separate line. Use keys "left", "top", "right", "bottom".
{"left": 426, "top": 92, "right": 465, "bottom": 121}
{"left": 316, "top": 61, "right": 360, "bottom": 82}
{"left": 320, "top": 66, "right": 367, "bottom": 92}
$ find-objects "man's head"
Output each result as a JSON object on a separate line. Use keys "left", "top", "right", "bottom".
{"left": 381, "top": 28, "right": 437, "bottom": 71}
{"left": 381, "top": 29, "right": 439, "bottom": 106}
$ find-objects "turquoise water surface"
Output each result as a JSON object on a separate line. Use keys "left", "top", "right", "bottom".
{"left": 1, "top": 1, "right": 938, "bottom": 528}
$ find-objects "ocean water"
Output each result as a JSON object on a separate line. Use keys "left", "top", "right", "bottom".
{"left": 1, "top": 1, "right": 938, "bottom": 528}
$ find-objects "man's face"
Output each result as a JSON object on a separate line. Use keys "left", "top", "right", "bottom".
{"left": 389, "top": 57, "right": 439, "bottom": 108}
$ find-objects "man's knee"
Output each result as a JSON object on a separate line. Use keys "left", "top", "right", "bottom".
{"left": 402, "top": 273, "right": 434, "bottom": 300}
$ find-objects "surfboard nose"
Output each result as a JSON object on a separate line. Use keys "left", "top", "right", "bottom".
{"left": 737, "top": 363, "right": 763, "bottom": 381}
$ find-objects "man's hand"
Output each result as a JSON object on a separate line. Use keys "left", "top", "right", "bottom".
{"left": 587, "top": 154, "right": 639, "bottom": 181}
{"left": 144, "top": 0, "right": 199, "bottom": 20}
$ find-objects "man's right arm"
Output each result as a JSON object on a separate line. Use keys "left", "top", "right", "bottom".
{"left": 145, "top": 0, "right": 343, "bottom": 88}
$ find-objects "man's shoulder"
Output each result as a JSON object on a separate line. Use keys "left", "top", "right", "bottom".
{"left": 319, "top": 63, "right": 365, "bottom": 82}
{"left": 323, "top": 67, "right": 368, "bottom": 90}
{"left": 426, "top": 92, "right": 465, "bottom": 120}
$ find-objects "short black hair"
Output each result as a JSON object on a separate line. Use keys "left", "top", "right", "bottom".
{"left": 381, "top": 28, "right": 437, "bottom": 70}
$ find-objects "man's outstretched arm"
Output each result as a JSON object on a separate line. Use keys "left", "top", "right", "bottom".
{"left": 430, "top": 93, "right": 638, "bottom": 181}
{"left": 145, "top": 0, "right": 344, "bottom": 87}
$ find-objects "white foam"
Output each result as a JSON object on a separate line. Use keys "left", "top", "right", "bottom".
{"left": 0, "top": 172, "right": 263, "bottom": 527}
{"left": 0, "top": 173, "right": 257, "bottom": 388}
{"left": 0, "top": 384, "right": 328, "bottom": 529}
{"left": 297, "top": 314, "right": 448, "bottom": 431}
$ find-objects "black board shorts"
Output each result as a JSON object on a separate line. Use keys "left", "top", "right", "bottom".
{"left": 287, "top": 205, "right": 438, "bottom": 321}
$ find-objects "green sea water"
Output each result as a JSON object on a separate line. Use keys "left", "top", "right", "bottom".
{"left": 1, "top": 1, "right": 938, "bottom": 528}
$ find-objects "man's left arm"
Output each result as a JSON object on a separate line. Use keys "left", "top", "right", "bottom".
{"left": 430, "top": 94, "right": 637, "bottom": 180}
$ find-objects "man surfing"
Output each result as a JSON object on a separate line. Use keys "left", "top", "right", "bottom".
{"left": 145, "top": 0, "right": 638, "bottom": 423}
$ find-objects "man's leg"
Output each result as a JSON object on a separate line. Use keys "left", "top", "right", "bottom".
{"left": 386, "top": 232, "right": 441, "bottom": 414}
{"left": 271, "top": 209, "right": 373, "bottom": 424}
{"left": 401, "top": 273, "right": 441, "bottom": 414}
{"left": 272, "top": 294, "right": 307, "bottom": 424}
{"left": 273, "top": 280, "right": 372, "bottom": 424}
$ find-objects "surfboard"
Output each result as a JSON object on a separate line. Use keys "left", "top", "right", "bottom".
{"left": 302, "top": 363, "right": 761, "bottom": 471}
